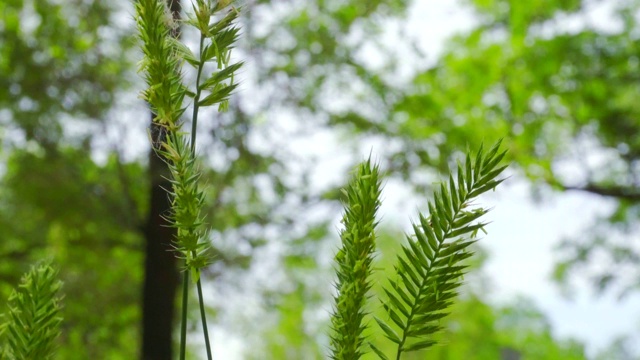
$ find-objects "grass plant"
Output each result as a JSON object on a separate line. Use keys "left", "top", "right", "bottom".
{"left": 135, "top": 0, "right": 241, "bottom": 358}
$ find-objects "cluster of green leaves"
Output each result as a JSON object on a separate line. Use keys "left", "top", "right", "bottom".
{"left": 136, "top": 0, "right": 187, "bottom": 133}
{"left": 329, "top": 142, "right": 507, "bottom": 360}
{"left": 0, "top": 263, "right": 63, "bottom": 360}
{"left": 135, "top": 4, "right": 512, "bottom": 359}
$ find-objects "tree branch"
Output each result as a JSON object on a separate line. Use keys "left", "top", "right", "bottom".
{"left": 561, "top": 183, "right": 640, "bottom": 202}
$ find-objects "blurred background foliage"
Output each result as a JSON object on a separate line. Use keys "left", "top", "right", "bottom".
{"left": 0, "top": 0, "right": 639, "bottom": 358}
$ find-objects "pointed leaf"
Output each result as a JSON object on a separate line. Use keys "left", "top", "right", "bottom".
{"left": 404, "top": 339, "right": 438, "bottom": 352}
{"left": 396, "top": 272, "right": 418, "bottom": 298}
{"left": 457, "top": 162, "right": 467, "bottom": 202}
{"left": 406, "top": 235, "right": 429, "bottom": 269}
{"left": 386, "top": 307, "right": 406, "bottom": 329}
{"left": 398, "top": 257, "right": 421, "bottom": 288}
{"left": 473, "top": 142, "right": 484, "bottom": 182}
{"left": 449, "top": 174, "right": 459, "bottom": 210}
{"left": 482, "top": 139, "right": 504, "bottom": 167}
{"left": 465, "top": 152, "right": 473, "bottom": 191}
{"left": 468, "top": 178, "right": 506, "bottom": 198}
{"left": 383, "top": 289, "right": 410, "bottom": 318}
{"left": 439, "top": 240, "right": 475, "bottom": 257}
{"left": 483, "top": 149, "right": 507, "bottom": 172}
{"left": 199, "top": 62, "right": 243, "bottom": 90}
{"left": 448, "top": 223, "right": 487, "bottom": 239}
{"left": 406, "top": 324, "right": 441, "bottom": 337}
{"left": 197, "top": 83, "right": 238, "bottom": 106}
{"left": 369, "top": 343, "right": 390, "bottom": 360}
{"left": 167, "top": 37, "right": 200, "bottom": 67}
{"left": 375, "top": 317, "right": 401, "bottom": 344}
{"left": 475, "top": 165, "right": 508, "bottom": 188}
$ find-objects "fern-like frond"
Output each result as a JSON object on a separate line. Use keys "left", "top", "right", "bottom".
{"left": 0, "top": 263, "right": 63, "bottom": 360}
{"left": 330, "top": 158, "right": 383, "bottom": 360}
{"left": 373, "top": 141, "right": 507, "bottom": 359}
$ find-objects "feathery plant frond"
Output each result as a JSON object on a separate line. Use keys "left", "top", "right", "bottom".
{"left": 371, "top": 141, "right": 507, "bottom": 360}
{"left": 135, "top": 0, "right": 186, "bottom": 132}
{"left": 0, "top": 263, "right": 63, "bottom": 360}
{"left": 330, "top": 158, "right": 383, "bottom": 360}
{"left": 135, "top": 0, "right": 243, "bottom": 359}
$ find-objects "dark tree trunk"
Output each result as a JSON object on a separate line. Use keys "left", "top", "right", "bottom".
{"left": 141, "top": 1, "right": 182, "bottom": 359}
{"left": 141, "top": 142, "right": 177, "bottom": 360}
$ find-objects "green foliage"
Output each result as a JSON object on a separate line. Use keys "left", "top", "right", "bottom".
{"left": 135, "top": 0, "right": 187, "bottom": 131}
{"left": 1, "top": 0, "right": 140, "bottom": 352}
{"left": 0, "top": 263, "right": 63, "bottom": 360}
{"left": 160, "top": 134, "right": 212, "bottom": 279}
{"left": 424, "top": 295, "right": 587, "bottom": 360}
{"left": 493, "top": 298, "right": 586, "bottom": 360}
{"left": 258, "top": 283, "right": 326, "bottom": 360}
{"left": 330, "top": 158, "right": 383, "bottom": 359}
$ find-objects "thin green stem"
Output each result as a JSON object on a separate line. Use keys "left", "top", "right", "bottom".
{"left": 196, "top": 272, "right": 213, "bottom": 360}
{"left": 180, "top": 270, "right": 189, "bottom": 360}
{"left": 190, "top": 33, "right": 206, "bottom": 154}
{"left": 188, "top": 31, "right": 213, "bottom": 360}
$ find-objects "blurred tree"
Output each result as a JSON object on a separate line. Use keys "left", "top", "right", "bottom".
{"left": 0, "top": 0, "right": 130, "bottom": 148}
{"left": 422, "top": 296, "right": 587, "bottom": 360}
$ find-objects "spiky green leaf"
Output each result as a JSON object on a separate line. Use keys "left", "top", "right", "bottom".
{"left": 375, "top": 141, "right": 507, "bottom": 359}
